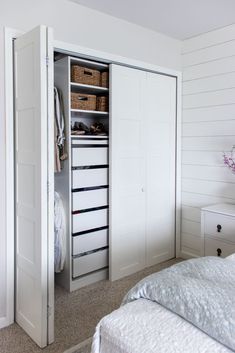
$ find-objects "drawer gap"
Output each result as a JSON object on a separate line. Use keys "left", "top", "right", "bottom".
{"left": 72, "top": 205, "right": 108, "bottom": 214}
{"left": 73, "top": 246, "right": 109, "bottom": 258}
{"left": 72, "top": 144, "right": 108, "bottom": 148}
{"left": 72, "top": 225, "right": 109, "bottom": 237}
{"left": 72, "top": 185, "right": 108, "bottom": 192}
{"left": 72, "top": 165, "right": 109, "bottom": 170}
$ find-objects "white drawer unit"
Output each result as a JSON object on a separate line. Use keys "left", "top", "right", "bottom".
{"left": 73, "top": 248, "right": 108, "bottom": 278}
{"left": 72, "top": 146, "right": 108, "bottom": 167}
{"left": 72, "top": 168, "right": 108, "bottom": 189}
{"left": 72, "top": 228, "right": 108, "bottom": 256}
{"left": 72, "top": 208, "right": 108, "bottom": 234}
{"left": 72, "top": 188, "right": 108, "bottom": 211}
{"left": 201, "top": 203, "right": 235, "bottom": 258}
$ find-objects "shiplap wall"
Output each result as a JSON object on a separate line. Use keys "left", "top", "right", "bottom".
{"left": 181, "top": 24, "right": 235, "bottom": 258}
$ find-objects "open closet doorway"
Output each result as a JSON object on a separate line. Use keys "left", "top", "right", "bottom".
{"left": 8, "top": 24, "right": 180, "bottom": 350}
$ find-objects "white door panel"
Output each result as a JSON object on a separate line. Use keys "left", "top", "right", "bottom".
{"left": 14, "top": 25, "right": 53, "bottom": 348}
{"left": 110, "top": 65, "right": 146, "bottom": 280}
{"left": 145, "top": 74, "right": 176, "bottom": 266}
{"left": 110, "top": 65, "right": 176, "bottom": 279}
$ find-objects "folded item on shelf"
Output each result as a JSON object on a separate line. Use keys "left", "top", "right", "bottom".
{"left": 90, "top": 122, "right": 107, "bottom": 135}
{"left": 72, "top": 121, "right": 90, "bottom": 135}
{"left": 71, "top": 121, "right": 107, "bottom": 136}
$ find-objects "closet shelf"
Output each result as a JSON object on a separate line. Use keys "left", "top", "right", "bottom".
{"left": 70, "top": 57, "right": 108, "bottom": 70}
{"left": 71, "top": 109, "right": 109, "bottom": 116}
{"left": 71, "top": 82, "right": 109, "bottom": 94}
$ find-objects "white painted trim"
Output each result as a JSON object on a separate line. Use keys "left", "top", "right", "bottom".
{"left": 46, "top": 26, "right": 55, "bottom": 345}
{"left": 54, "top": 40, "right": 180, "bottom": 78}
{"left": 3, "top": 27, "right": 23, "bottom": 329}
{"left": 176, "top": 75, "right": 182, "bottom": 257}
{"left": 180, "top": 250, "right": 199, "bottom": 259}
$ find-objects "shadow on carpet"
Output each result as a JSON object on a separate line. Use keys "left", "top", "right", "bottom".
{"left": 63, "top": 337, "right": 92, "bottom": 353}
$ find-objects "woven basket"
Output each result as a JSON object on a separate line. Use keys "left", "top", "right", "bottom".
{"left": 100, "top": 71, "right": 109, "bottom": 88}
{"left": 71, "top": 92, "right": 96, "bottom": 111}
{"left": 71, "top": 65, "right": 100, "bottom": 86}
{"left": 97, "top": 96, "right": 109, "bottom": 112}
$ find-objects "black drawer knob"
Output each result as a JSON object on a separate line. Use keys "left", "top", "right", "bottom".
{"left": 217, "top": 248, "right": 222, "bottom": 257}
{"left": 217, "top": 224, "right": 222, "bottom": 232}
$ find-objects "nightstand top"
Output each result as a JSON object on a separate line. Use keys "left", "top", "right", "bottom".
{"left": 201, "top": 203, "right": 235, "bottom": 217}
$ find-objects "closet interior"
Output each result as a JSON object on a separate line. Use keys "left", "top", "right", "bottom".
{"left": 54, "top": 53, "right": 110, "bottom": 291}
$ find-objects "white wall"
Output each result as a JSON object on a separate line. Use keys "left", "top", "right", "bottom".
{"left": 181, "top": 24, "right": 235, "bottom": 258}
{"left": 0, "top": 0, "right": 181, "bottom": 327}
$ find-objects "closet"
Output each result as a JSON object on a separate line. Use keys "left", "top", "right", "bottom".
{"left": 53, "top": 59, "right": 176, "bottom": 289}
{"left": 13, "top": 25, "right": 178, "bottom": 348}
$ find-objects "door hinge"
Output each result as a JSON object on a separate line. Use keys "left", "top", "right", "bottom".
{"left": 47, "top": 305, "right": 52, "bottom": 317}
{"left": 46, "top": 56, "right": 50, "bottom": 67}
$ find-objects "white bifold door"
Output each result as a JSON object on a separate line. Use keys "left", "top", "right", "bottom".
{"left": 14, "top": 26, "right": 54, "bottom": 347}
{"left": 110, "top": 64, "right": 176, "bottom": 281}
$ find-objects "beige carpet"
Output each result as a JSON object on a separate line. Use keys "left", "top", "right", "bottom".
{"left": 63, "top": 337, "right": 92, "bottom": 353}
{"left": 0, "top": 258, "right": 181, "bottom": 353}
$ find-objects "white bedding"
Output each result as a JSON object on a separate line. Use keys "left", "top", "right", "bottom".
{"left": 92, "top": 299, "right": 233, "bottom": 353}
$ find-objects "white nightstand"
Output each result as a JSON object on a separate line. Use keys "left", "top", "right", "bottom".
{"left": 201, "top": 204, "right": 235, "bottom": 258}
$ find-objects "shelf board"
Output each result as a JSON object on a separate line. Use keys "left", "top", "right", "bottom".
{"left": 70, "top": 134, "right": 108, "bottom": 139}
{"left": 70, "top": 56, "right": 108, "bottom": 70}
{"left": 71, "top": 109, "right": 109, "bottom": 116}
{"left": 71, "top": 82, "right": 109, "bottom": 94}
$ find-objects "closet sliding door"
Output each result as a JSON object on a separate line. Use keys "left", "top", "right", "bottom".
{"left": 110, "top": 65, "right": 176, "bottom": 281}
{"left": 145, "top": 73, "right": 176, "bottom": 266}
{"left": 110, "top": 65, "right": 146, "bottom": 281}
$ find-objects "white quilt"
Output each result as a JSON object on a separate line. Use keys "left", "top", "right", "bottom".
{"left": 91, "top": 299, "right": 233, "bottom": 353}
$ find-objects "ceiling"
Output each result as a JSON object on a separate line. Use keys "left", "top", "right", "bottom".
{"left": 69, "top": 0, "right": 235, "bottom": 40}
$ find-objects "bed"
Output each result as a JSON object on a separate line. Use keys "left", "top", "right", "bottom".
{"left": 91, "top": 255, "right": 235, "bottom": 353}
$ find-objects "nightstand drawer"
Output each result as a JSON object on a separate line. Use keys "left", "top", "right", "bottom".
{"left": 205, "top": 237, "right": 235, "bottom": 258}
{"left": 204, "top": 212, "right": 235, "bottom": 243}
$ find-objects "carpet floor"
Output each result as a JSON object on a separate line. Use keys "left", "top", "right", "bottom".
{"left": 0, "top": 258, "right": 181, "bottom": 353}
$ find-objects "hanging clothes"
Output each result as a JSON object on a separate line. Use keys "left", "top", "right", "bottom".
{"left": 54, "top": 191, "right": 66, "bottom": 273}
{"left": 54, "top": 87, "right": 68, "bottom": 172}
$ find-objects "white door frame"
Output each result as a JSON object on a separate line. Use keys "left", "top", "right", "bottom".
{"left": 4, "top": 27, "right": 182, "bottom": 329}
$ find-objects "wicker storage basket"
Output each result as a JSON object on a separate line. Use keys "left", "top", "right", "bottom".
{"left": 71, "top": 65, "right": 100, "bottom": 86}
{"left": 100, "top": 71, "right": 109, "bottom": 88}
{"left": 71, "top": 92, "right": 96, "bottom": 111}
{"left": 97, "top": 96, "right": 109, "bottom": 112}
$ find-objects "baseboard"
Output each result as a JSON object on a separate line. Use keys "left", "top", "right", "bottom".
{"left": 180, "top": 250, "right": 200, "bottom": 260}
{"left": 0, "top": 316, "right": 12, "bottom": 330}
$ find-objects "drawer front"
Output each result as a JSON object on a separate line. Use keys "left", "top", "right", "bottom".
{"left": 73, "top": 208, "right": 108, "bottom": 233}
{"left": 72, "top": 228, "right": 108, "bottom": 255}
{"left": 72, "top": 147, "right": 108, "bottom": 167}
{"left": 204, "top": 212, "right": 235, "bottom": 243}
{"left": 205, "top": 237, "right": 235, "bottom": 258}
{"left": 72, "top": 168, "right": 108, "bottom": 189}
{"left": 72, "top": 188, "right": 108, "bottom": 211}
{"left": 71, "top": 138, "right": 108, "bottom": 146}
{"left": 73, "top": 248, "right": 108, "bottom": 277}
